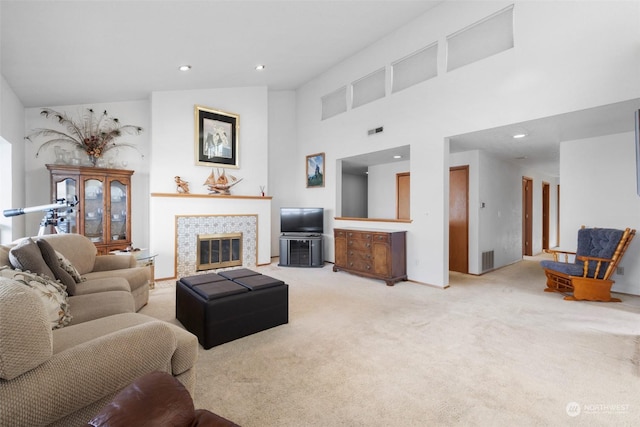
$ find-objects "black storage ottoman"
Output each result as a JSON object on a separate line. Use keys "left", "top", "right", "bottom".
{"left": 176, "top": 271, "right": 288, "bottom": 349}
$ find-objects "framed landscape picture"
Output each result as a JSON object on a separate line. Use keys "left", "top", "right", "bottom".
{"left": 195, "top": 105, "right": 239, "bottom": 168}
{"left": 306, "top": 152, "right": 325, "bottom": 188}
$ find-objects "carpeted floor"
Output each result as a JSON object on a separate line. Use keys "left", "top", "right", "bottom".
{"left": 140, "top": 257, "right": 640, "bottom": 426}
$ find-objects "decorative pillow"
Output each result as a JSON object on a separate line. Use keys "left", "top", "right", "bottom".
{"left": 37, "top": 239, "right": 77, "bottom": 295}
{"left": 0, "top": 267, "right": 72, "bottom": 329}
{"left": 9, "top": 238, "right": 56, "bottom": 280}
{"left": 55, "top": 250, "right": 85, "bottom": 283}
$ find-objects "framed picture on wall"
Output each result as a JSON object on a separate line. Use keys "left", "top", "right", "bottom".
{"left": 195, "top": 105, "right": 239, "bottom": 168}
{"left": 306, "top": 152, "right": 325, "bottom": 188}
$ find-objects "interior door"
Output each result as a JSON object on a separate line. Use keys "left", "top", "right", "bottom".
{"left": 396, "top": 172, "right": 410, "bottom": 220}
{"left": 542, "top": 182, "right": 550, "bottom": 250}
{"left": 449, "top": 166, "right": 469, "bottom": 273}
{"left": 522, "top": 177, "right": 533, "bottom": 256}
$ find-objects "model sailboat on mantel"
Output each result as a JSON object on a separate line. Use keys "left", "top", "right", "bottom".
{"left": 203, "top": 169, "right": 243, "bottom": 195}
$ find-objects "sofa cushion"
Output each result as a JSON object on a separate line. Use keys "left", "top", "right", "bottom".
{"left": 0, "top": 278, "right": 53, "bottom": 380}
{"left": 56, "top": 250, "right": 85, "bottom": 283}
{"left": 38, "top": 233, "right": 97, "bottom": 275}
{"left": 0, "top": 267, "right": 72, "bottom": 329}
{"left": 9, "top": 237, "right": 56, "bottom": 280}
{"left": 0, "top": 244, "right": 11, "bottom": 268}
{"left": 37, "top": 239, "right": 77, "bottom": 294}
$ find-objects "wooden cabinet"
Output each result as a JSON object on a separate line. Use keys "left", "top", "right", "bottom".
{"left": 47, "top": 164, "right": 133, "bottom": 255}
{"left": 333, "top": 228, "right": 407, "bottom": 286}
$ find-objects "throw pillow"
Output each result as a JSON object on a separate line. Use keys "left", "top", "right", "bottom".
{"left": 8, "top": 238, "right": 56, "bottom": 280}
{"left": 37, "top": 239, "right": 77, "bottom": 295}
{"left": 55, "top": 250, "right": 85, "bottom": 283}
{"left": 0, "top": 267, "right": 72, "bottom": 329}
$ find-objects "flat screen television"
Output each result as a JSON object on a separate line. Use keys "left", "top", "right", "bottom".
{"left": 280, "top": 207, "right": 324, "bottom": 235}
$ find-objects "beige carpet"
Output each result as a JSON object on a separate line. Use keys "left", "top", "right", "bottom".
{"left": 140, "top": 258, "right": 640, "bottom": 426}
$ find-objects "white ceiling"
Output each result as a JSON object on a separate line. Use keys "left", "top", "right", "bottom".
{"left": 0, "top": 0, "right": 443, "bottom": 107}
{"left": 2, "top": 0, "right": 638, "bottom": 178}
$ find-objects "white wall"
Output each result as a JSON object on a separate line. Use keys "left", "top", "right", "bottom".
{"left": 268, "top": 90, "right": 298, "bottom": 256}
{"left": 23, "top": 101, "right": 150, "bottom": 246}
{"left": 367, "top": 160, "right": 409, "bottom": 218}
{"left": 1, "top": 75, "right": 25, "bottom": 242}
{"left": 149, "top": 87, "right": 268, "bottom": 195}
{"left": 295, "top": 0, "right": 640, "bottom": 287}
{"left": 342, "top": 172, "right": 367, "bottom": 218}
{"left": 560, "top": 131, "right": 640, "bottom": 295}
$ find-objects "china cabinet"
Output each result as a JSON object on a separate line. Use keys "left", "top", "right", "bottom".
{"left": 47, "top": 164, "right": 133, "bottom": 255}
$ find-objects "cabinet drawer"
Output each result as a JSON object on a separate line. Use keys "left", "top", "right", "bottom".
{"left": 348, "top": 239, "right": 372, "bottom": 252}
{"left": 335, "top": 230, "right": 347, "bottom": 238}
{"left": 347, "top": 231, "right": 372, "bottom": 241}
{"left": 348, "top": 250, "right": 371, "bottom": 262}
{"left": 373, "top": 233, "right": 389, "bottom": 243}
{"left": 347, "top": 259, "right": 372, "bottom": 272}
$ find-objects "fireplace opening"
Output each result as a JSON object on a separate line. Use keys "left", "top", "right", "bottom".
{"left": 197, "top": 232, "right": 243, "bottom": 271}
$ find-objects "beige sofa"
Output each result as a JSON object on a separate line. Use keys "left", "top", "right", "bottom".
{"left": 0, "top": 234, "right": 199, "bottom": 426}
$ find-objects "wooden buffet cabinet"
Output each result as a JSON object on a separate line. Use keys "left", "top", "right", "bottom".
{"left": 47, "top": 164, "right": 133, "bottom": 255}
{"left": 333, "top": 228, "right": 407, "bottom": 286}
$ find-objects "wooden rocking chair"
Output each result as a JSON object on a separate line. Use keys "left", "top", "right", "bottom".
{"left": 541, "top": 226, "right": 635, "bottom": 302}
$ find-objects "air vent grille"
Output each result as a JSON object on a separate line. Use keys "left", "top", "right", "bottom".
{"left": 482, "top": 250, "right": 495, "bottom": 272}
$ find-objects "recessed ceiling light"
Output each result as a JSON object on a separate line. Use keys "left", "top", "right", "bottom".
{"left": 512, "top": 133, "right": 527, "bottom": 139}
{"left": 393, "top": 155, "right": 402, "bottom": 159}
{"left": 255, "top": 64, "right": 265, "bottom": 71}
{"left": 179, "top": 65, "right": 192, "bottom": 71}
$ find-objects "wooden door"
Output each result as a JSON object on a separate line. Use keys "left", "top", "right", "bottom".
{"left": 522, "top": 177, "right": 533, "bottom": 256}
{"left": 542, "top": 182, "right": 550, "bottom": 250}
{"left": 449, "top": 166, "right": 469, "bottom": 273}
{"left": 396, "top": 172, "right": 410, "bottom": 220}
{"left": 557, "top": 184, "right": 561, "bottom": 246}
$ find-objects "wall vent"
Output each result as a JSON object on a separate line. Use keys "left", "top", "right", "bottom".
{"left": 482, "top": 250, "right": 494, "bottom": 271}
{"left": 367, "top": 126, "right": 384, "bottom": 136}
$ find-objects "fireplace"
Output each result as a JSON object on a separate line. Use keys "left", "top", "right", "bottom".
{"left": 174, "top": 214, "right": 258, "bottom": 278}
{"left": 197, "top": 233, "right": 243, "bottom": 270}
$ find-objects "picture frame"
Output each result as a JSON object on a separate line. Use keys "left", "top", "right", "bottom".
{"left": 306, "top": 152, "right": 325, "bottom": 188}
{"left": 195, "top": 105, "right": 239, "bottom": 168}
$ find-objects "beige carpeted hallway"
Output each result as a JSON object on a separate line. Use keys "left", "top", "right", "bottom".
{"left": 140, "top": 257, "right": 640, "bottom": 426}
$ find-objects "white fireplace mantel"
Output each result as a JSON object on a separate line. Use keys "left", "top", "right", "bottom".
{"left": 149, "top": 193, "right": 272, "bottom": 279}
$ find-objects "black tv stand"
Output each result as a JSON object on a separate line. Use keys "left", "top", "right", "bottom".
{"left": 279, "top": 234, "right": 323, "bottom": 267}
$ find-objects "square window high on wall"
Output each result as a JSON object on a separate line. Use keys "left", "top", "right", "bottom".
{"left": 351, "top": 68, "right": 386, "bottom": 109}
{"left": 392, "top": 42, "right": 438, "bottom": 94}
{"left": 446, "top": 5, "right": 514, "bottom": 72}
{"left": 321, "top": 86, "right": 348, "bottom": 120}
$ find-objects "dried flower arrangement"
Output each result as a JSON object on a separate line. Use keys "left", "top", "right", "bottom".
{"left": 26, "top": 108, "right": 143, "bottom": 166}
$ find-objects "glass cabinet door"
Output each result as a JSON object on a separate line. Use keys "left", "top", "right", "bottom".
{"left": 83, "top": 178, "right": 105, "bottom": 243}
{"left": 109, "top": 179, "right": 128, "bottom": 242}
{"left": 55, "top": 177, "right": 77, "bottom": 234}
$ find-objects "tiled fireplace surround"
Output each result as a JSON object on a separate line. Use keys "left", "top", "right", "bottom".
{"left": 150, "top": 194, "right": 272, "bottom": 279}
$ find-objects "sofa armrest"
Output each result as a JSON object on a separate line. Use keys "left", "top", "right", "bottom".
{"left": 93, "top": 254, "right": 136, "bottom": 271}
{"left": 0, "top": 321, "right": 178, "bottom": 426}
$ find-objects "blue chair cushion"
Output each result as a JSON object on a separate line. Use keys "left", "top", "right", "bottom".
{"left": 540, "top": 260, "right": 585, "bottom": 276}
{"left": 542, "top": 228, "right": 623, "bottom": 279}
